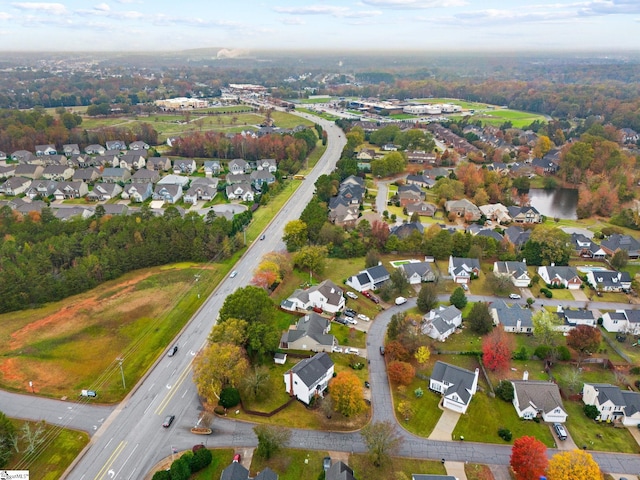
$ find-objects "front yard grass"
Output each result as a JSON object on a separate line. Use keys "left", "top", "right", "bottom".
{"left": 189, "top": 448, "right": 234, "bottom": 480}
{"left": 391, "top": 377, "right": 442, "bottom": 437}
{"left": 332, "top": 323, "right": 367, "bottom": 349}
{"left": 251, "top": 448, "right": 327, "bottom": 480}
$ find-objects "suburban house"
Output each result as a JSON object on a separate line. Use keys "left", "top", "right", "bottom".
{"left": 129, "top": 140, "right": 150, "bottom": 150}
{"left": 283, "top": 352, "right": 334, "bottom": 405}
{"left": 328, "top": 203, "right": 359, "bottom": 228}
{"left": 356, "top": 148, "right": 376, "bottom": 162}
{"left": 507, "top": 205, "right": 542, "bottom": 223}
{"left": 220, "top": 461, "right": 278, "bottom": 480}
{"left": 422, "top": 305, "right": 463, "bottom": 342}
{"left": 172, "top": 158, "right": 197, "bottom": 174}
{"left": 101, "top": 167, "right": 131, "bottom": 184}
{"left": 256, "top": 158, "right": 277, "bottom": 172}
{"left": 490, "top": 301, "right": 533, "bottom": 333}
{"left": 444, "top": 198, "right": 481, "bottom": 221}
{"left": 399, "top": 262, "right": 436, "bottom": 284}
{"left": 119, "top": 153, "right": 146, "bottom": 171}
{"left": 226, "top": 173, "right": 251, "bottom": 185}
{"left": 153, "top": 184, "right": 183, "bottom": 204}
{"left": 406, "top": 174, "right": 436, "bottom": 189}
{"left": 121, "top": 183, "right": 153, "bottom": 203}
{"left": 493, "top": 261, "right": 530, "bottom": 287}
{"left": 571, "top": 233, "right": 606, "bottom": 259}
{"left": 95, "top": 154, "right": 120, "bottom": 168}
{"left": 54, "top": 206, "right": 93, "bottom": 221}
{"left": 345, "top": 264, "right": 390, "bottom": 292}
{"left": 14, "top": 163, "right": 44, "bottom": 179}
{"left": 131, "top": 169, "right": 160, "bottom": 184}
{"left": 281, "top": 279, "right": 345, "bottom": 314}
{"left": 511, "top": 377, "right": 568, "bottom": 423}
{"left": 537, "top": 266, "right": 583, "bottom": 290}
{"left": 63, "top": 144, "right": 80, "bottom": 156}
{"left": 602, "top": 309, "right": 640, "bottom": 334}
{"left": 105, "top": 140, "right": 126, "bottom": 151}
{"left": 583, "top": 383, "right": 640, "bottom": 426}
{"left": 184, "top": 177, "right": 219, "bottom": 204}
{"left": 85, "top": 144, "right": 106, "bottom": 155}
{"left": 531, "top": 157, "right": 559, "bottom": 174}
{"left": 586, "top": 269, "right": 632, "bottom": 292}
{"left": 226, "top": 183, "right": 254, "bottom": 202}
{"left": 601, "top": 234, "right": 640, "bottom": 259}
{"left": 554, "top": 306, "right": 596, "bottom": 332}
{"left": 279, "top": 313, "right": 335, "bottom": 352}
{"left": 203, "top": 160, "right": 221, "bottom": 176}
{"left": 406, "top": 201, "right": 437, "bottom": 217}
{"left": 429, "top": 361, "right": 479, "bottom": 414}
{"left": 42, "top": 165, "right": 74, "bottom": 181}
{"left": 87, "top": 183, "right": 123, "bottom": 201}
{"left": 475, "top": 228, "right": 504, "bottom": 242}
{"left": 620, "top": 128, "right": 639, "bottom": 144}
{"left": 228, "top": 158, "right": 250, "bottom": 174}
{"left": 504, "top": 226, "right": 530, "bottom": 248}
{"left": 53, "top": 181, "right": 88, "bottom": 200}
{"left": 35, "top": 144, "right": 57, "bottom": 156}
{"left": 326, "top": 462, "right": 356, "bottom": 480}
{"left": 390, "top": 222, "right": 424, "bottom": 240}
{"left": 73, "top": 167, "right": 102, "bottom": 183}
{"left": 11, "top": 150, "right": 35, "bottom": 162}
{"left": 0, "top": 177, "right": 31, "bottom": 196}
{"left": 251, "top": 170, "right": 276, "bottom": 190}
{"left": 448, "top": 256, "right": 480, "bottom": 284}
{"left": 157, "top": 174, "right": 190, "bottom": 189}
{"left": 25, "top": 180, "right": 57, "bottom": 199}
{"left": 479, "top": 203, "right": 511, "bottom": 224}
{"left": 146, "top": 157, "right": 172, "bottom": 172}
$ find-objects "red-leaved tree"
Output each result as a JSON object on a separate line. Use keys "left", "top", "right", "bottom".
{"left": 387, "top": 361, "right": 415, "bottom": 386}
{"left": 510, "top": 436, "right": 548, "bottom": 480}
{"left": 482, "top": 325, "right": 514, "bottom": 372}
{"left": 567, "top": 325, "right": 601, "bottom": 365}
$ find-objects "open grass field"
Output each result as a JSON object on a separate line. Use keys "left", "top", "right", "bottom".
{"left": 0, "top": 263, "right": 220, "bottom": 402}
{"left": 413, "top": 98, "right": 489, "bottom": 110}
{"left": 6, "top": 420, "right": 89, "bottom": 479}
{"left": 467, "top": 109, "right": 548, "bottom": 128}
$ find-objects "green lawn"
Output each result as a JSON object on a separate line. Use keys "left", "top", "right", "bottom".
{"left": 351, "top": 454, "right": 446, "bottom": 480}
{"left": 391, "top": 377, "right": 442, "bottom": 437}
{"left": 6, "top": 420, "right": 89, "bottom": 480}
{"left": 600, "top": 329, "right": 640, "bottom": 364}
{"left": 189, "top": 448, "right": 235, "bottom": 479}
{"left": 467, "top": 109, "right": 548, "bottom": 128}
{"left": 332, "top": 323, "right": 367, "bottom": 349}
{"left": 251, "top": 448, "right": 328, "bottom": 480}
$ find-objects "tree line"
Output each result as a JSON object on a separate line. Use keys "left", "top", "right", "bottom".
{"left": 0, "top": 206, "right": 246, "bottom": 313}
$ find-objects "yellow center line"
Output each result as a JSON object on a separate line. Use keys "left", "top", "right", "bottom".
{"left": 94, "top": 440, "right": 127, "bottom": 480}
{"left": 155, "top": 362, "right": 193, "bottom": 415}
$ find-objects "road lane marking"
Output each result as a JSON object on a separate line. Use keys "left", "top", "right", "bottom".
{"left": 154, "top": 362, "right": 192, "bottom": 415}
{"left": 115, "top": 443, "right": 138, "bottom": 478}
{"left": 95, "top": 440, "right": 127, "bottom": 480}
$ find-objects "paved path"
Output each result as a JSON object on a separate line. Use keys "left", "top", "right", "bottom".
{"left": 428, "top": 406, "right": 460, "bottom": 441}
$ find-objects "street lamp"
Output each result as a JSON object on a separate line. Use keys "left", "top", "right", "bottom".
{"left": 117, "top": 358, "right": 126, "bottom": 389}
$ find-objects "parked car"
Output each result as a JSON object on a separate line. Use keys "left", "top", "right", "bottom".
{"left": 461, "top": 283, "right": 468, "bottom": 291}
{"left": 162, "top": 415, "right": 175, "bottom": 428}
{"left": 509, "top": 293, "right": 522, "bottom": 299}
{"left": 395, "top": 296, "right": 407, "bottom": 305}
{"left": 363, "top": 291, "right": 380, "bottom": 304}
{"left": 344, "top": 308, "right": 357, "bottom": 317}
{"left": 312, "top": 306, "right": 323, "bottom": 313}
{"left": 233, "top": 453, "right": 241, "bottom": 462}
{"left": 346, "top": 291, "right": 358, "bottom": 300}
{"left": 345, "top": 348, "right": 359, "bottom": 355}
{"left": 553, "top": 423, "right": 568, "bottom": 440}
{"left": 80, "top": 389, "right": 97, "bottom": 397}
{"left": 323, "top": 457, "right": 331, "bottom": 472}
{"left": 167, "top": 345, "right": 178, "bottom": 357}
{"left": 364, "top": 381, "right": 370, "bottom": 388}
{"left": 357, "top": 313, "right": 370, "bottom": 322}
{"left": 332, "top": 346, "right": 343, "bottom": 353}
{"left": 345, "top": 317, "right": 358, "bottom": 325}
{"left": 334, "top": 317, "right": 348, "bottom": 325}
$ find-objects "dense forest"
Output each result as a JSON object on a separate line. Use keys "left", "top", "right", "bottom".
{"left": 0, "top": 206, "right": 248, "bottom": 313}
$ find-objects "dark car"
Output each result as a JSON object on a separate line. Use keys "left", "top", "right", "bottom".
{"left": 379, "top": 346, "right": 385, "bottom": 355}
{"left": 323, "top": 456, "right": 331, "bottom": 472}
{"left": 344, "top": 308, "right": 356, "bottom": 317}
{"left": 167, "top": 345, "right": 178, "bottom": 357}
{"left": 334, "top": 317, "right": 348, "bottom": 325}
{"left": 364, "top": 381, "right": 370, "bottom": 388}
{"left": 259, "top": 234, "right": 266, "bottom": 240}
{"left": 162, "top": 415, "right": 175, "bottom": 428}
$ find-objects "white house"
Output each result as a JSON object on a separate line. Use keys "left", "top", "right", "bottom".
{"left": 582, "top": 383, "right": 640, "bottom": 426}
{"left": 226, "top": 183, "right": 254, "bottom": 202}
{"left": 429, "top": 361, "right": 479, "bottom": 414}
{"left": 282, "top": 279, "right": 345, "bottom": 314}
{"left": 493, "top": 261, "right": 530, "bottom": 287}
{"left": 399, "top": 262, "right": 436, "bottom": 284}
{"left": 283, "top": 352, "right": 334, "bottom": 405}
{"left": 554, "top": 306, "right": 596, "bottom": 332}
{"left": 586, "top": 269, "right": 632, "bottom": 292}
{"left": 279, "top": 313, "right": 335, "bottom": 352}
{"left": 422, "top": 305, "right": 462, "bottom": 342}
{"left": 511, "top": 377, "right": 568, "bottom": 423}
{"left": 538, "top": 266, "right": 583, "bottom": 290}
{"left": 448, "top": 256, "right": 480, "bottom": 284}
{"left": 345, "top": 265, "right": 390, "bottom": 292}
{"left": 490, "top": 301, "right": 533, "bottom": 333}
{"left": 602, "top": 309, "right": 640, "bottom": 334}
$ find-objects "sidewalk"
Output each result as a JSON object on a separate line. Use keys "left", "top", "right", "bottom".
{"left": 445, "top": 461, "right": 467, "bottom": 480}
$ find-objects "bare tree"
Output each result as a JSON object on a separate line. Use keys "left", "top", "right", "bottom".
{"left": 360, "top": 420, "right": 403, "bottom": 467}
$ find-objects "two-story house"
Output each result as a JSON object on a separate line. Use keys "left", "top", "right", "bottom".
{"left": 429, "top": 361, "right": 479, "bottom": 414}
{"left": 283, "top": 352, "right": 334, "bottom": 405}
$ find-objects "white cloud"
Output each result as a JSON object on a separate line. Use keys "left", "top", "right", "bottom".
{"left": 94, "top": 3, "right": 110, "bottom": 12}
{"left": 11, "top": 2, "right": 67, "bottom": 15}
{"left": 273, "top": 5, "right": 351, "bottom": 16}
{"left": 0, "top": 12, "right": 13, "bottom": 20}
{"left": 282, "top": 16, "right": 306, "bottom": 25}
{"left": 360, "top": 0, "right": 468, "bottom": 8}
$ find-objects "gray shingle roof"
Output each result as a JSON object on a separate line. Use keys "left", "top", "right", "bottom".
{"left": 431, "top": 361, "right": 476, "bottom": 405}
{"left": 220, "top": 461, "right": 249, "bottom": 480}
{"left": 288, "top": 352, "right": 334, "bottom": 389}
{"left": 512, "top": 380, "right": 564, "bottom": 415}
{"left": 492, "top": 301, "right": 533, "bottom": 329}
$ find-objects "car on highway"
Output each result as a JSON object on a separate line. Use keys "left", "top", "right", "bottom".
{"left": 346, "top": 291, "right": 358, "bottom": 300}
{"left": 509, "top": 293, "right": 522, "bottom": 299}
{"left": 167, "top": 345, "right": 178, "bottom": 357}
{"left": 357, "top": 313, "right": 370, "bottom": 322}
{"left": 230, "top": 270, "right": 238, "bottom": 278}
{"left": 162, "top": 415, "right": 175, "bottom": 428}
{"left": 259, "top": 234, "right": 266, "bottom": 240}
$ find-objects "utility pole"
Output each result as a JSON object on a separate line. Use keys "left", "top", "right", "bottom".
{"left": 117, "top": 358, "right": 126, "bottom": 389}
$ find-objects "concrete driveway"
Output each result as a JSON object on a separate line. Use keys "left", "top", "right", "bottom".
{"left": 429, "top": 402, "right": 461, "bottom": 441}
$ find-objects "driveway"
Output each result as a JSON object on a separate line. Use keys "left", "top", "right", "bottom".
{"left": 571, "top": 289, "right": 590, "bottom": 302}
{"left": 429, "top": 403, "right": 461, "bottom": 441}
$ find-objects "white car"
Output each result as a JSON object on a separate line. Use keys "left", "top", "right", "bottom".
{"left": 345, "top": 317, "right": 358, "bottom": 325}
{"left": 357, "top": 314, "right": 370, "bottom": 322}
{"left": 332, "top": 346, "right": 343, "bottom": 353}
{"left": 509, "top": 293, "right": 522, "bottom": 299}
{"left": 346, "top": 292, "right": 358, "bottom": 300}
{"left": 395, "top": 296, "right": 407, "bottom": 305}
{"left": 345, "top": 348, "right": 359, "bottom": 355}
{"left": 230, "top": 270, "right": 238, "bottom": 278}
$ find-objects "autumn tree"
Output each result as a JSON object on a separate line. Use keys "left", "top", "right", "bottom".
{"left": 467, "top": 302, "right": 493, "bottom": 334}
{"left": 293, "top": 245, "right": 328, "bottom": 282}
{"left": 254, "top": 425, "right": 291, "bottom": 460}
{"left": 522, "top": 226, "right": 572, "bottom": 266}
{"left": 510, "top": 436, "right": 548, "bottom": 480}
{"left": 388, "top": 361, "right": 415, "bottom": 385}
{"left": 360, "top": 420, "right": 402, "bottom": 467}
{"left": 283, "top": 219, "right": 308, "bottom": 252}
{"left": 384, "top": 340, "right": 410, "bottom": 362}
{"left": 482, "top": 326, "right": 514, "bottom": 372}
{"left": 251, "top": 259, "right": 282, "bottom": 290}
{"left": 532, "top": 309, "right": 561, "bottom": 348}
{"left": 193, "top": 343, "right": 249, "bottom": 404}
{"left": 417, "top": 283, "right": 438, "bottom": 313}
{"left": 414, "top": 346, "right": 430, "bottom": 365}
{"left": 567, "top": 325, "right": 601, "bottom": 365}
{"left": 330, "top": 371, "right": 366, "bottom": 417}
{"left": 209, "top": 318, "right": 248, "bottom": 346}
{"left": 610, "top": 249, "right": 629, "bottom": 270}
{"left": 397, "top": 401, "right": 414, "bottom": 421}
{"left": 546, "top": 449, "right": 603, "bottom": 480}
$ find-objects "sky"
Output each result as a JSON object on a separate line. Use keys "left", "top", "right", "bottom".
{"left": 0, "top": 0, "right": 639, "bottom": 52}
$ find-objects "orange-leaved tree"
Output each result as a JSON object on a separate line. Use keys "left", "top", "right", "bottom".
{"left": 330, "top": 371, "right": 365, "bottom": 417}
{"left": 387, "top": 361, "right": 415, "bottom": 386}
{"left": 547, "top": 449, "right": 603, "bottom": 480}
{"left": 510, "top": 436, "right": 548, "bottom": 480}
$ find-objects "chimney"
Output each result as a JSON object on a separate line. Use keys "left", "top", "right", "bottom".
{"left": 289, "top": 370, "right": 294, "bottom": 396}
{"left": 523, "top": 370, "right": 529, "bottom": 381}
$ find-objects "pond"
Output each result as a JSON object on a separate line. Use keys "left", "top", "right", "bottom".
{"left": 529, "top": 188, "right": 578, "bottom": 220}
{"left": 528, "top": 188, "right": 578, "bottom": 220}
